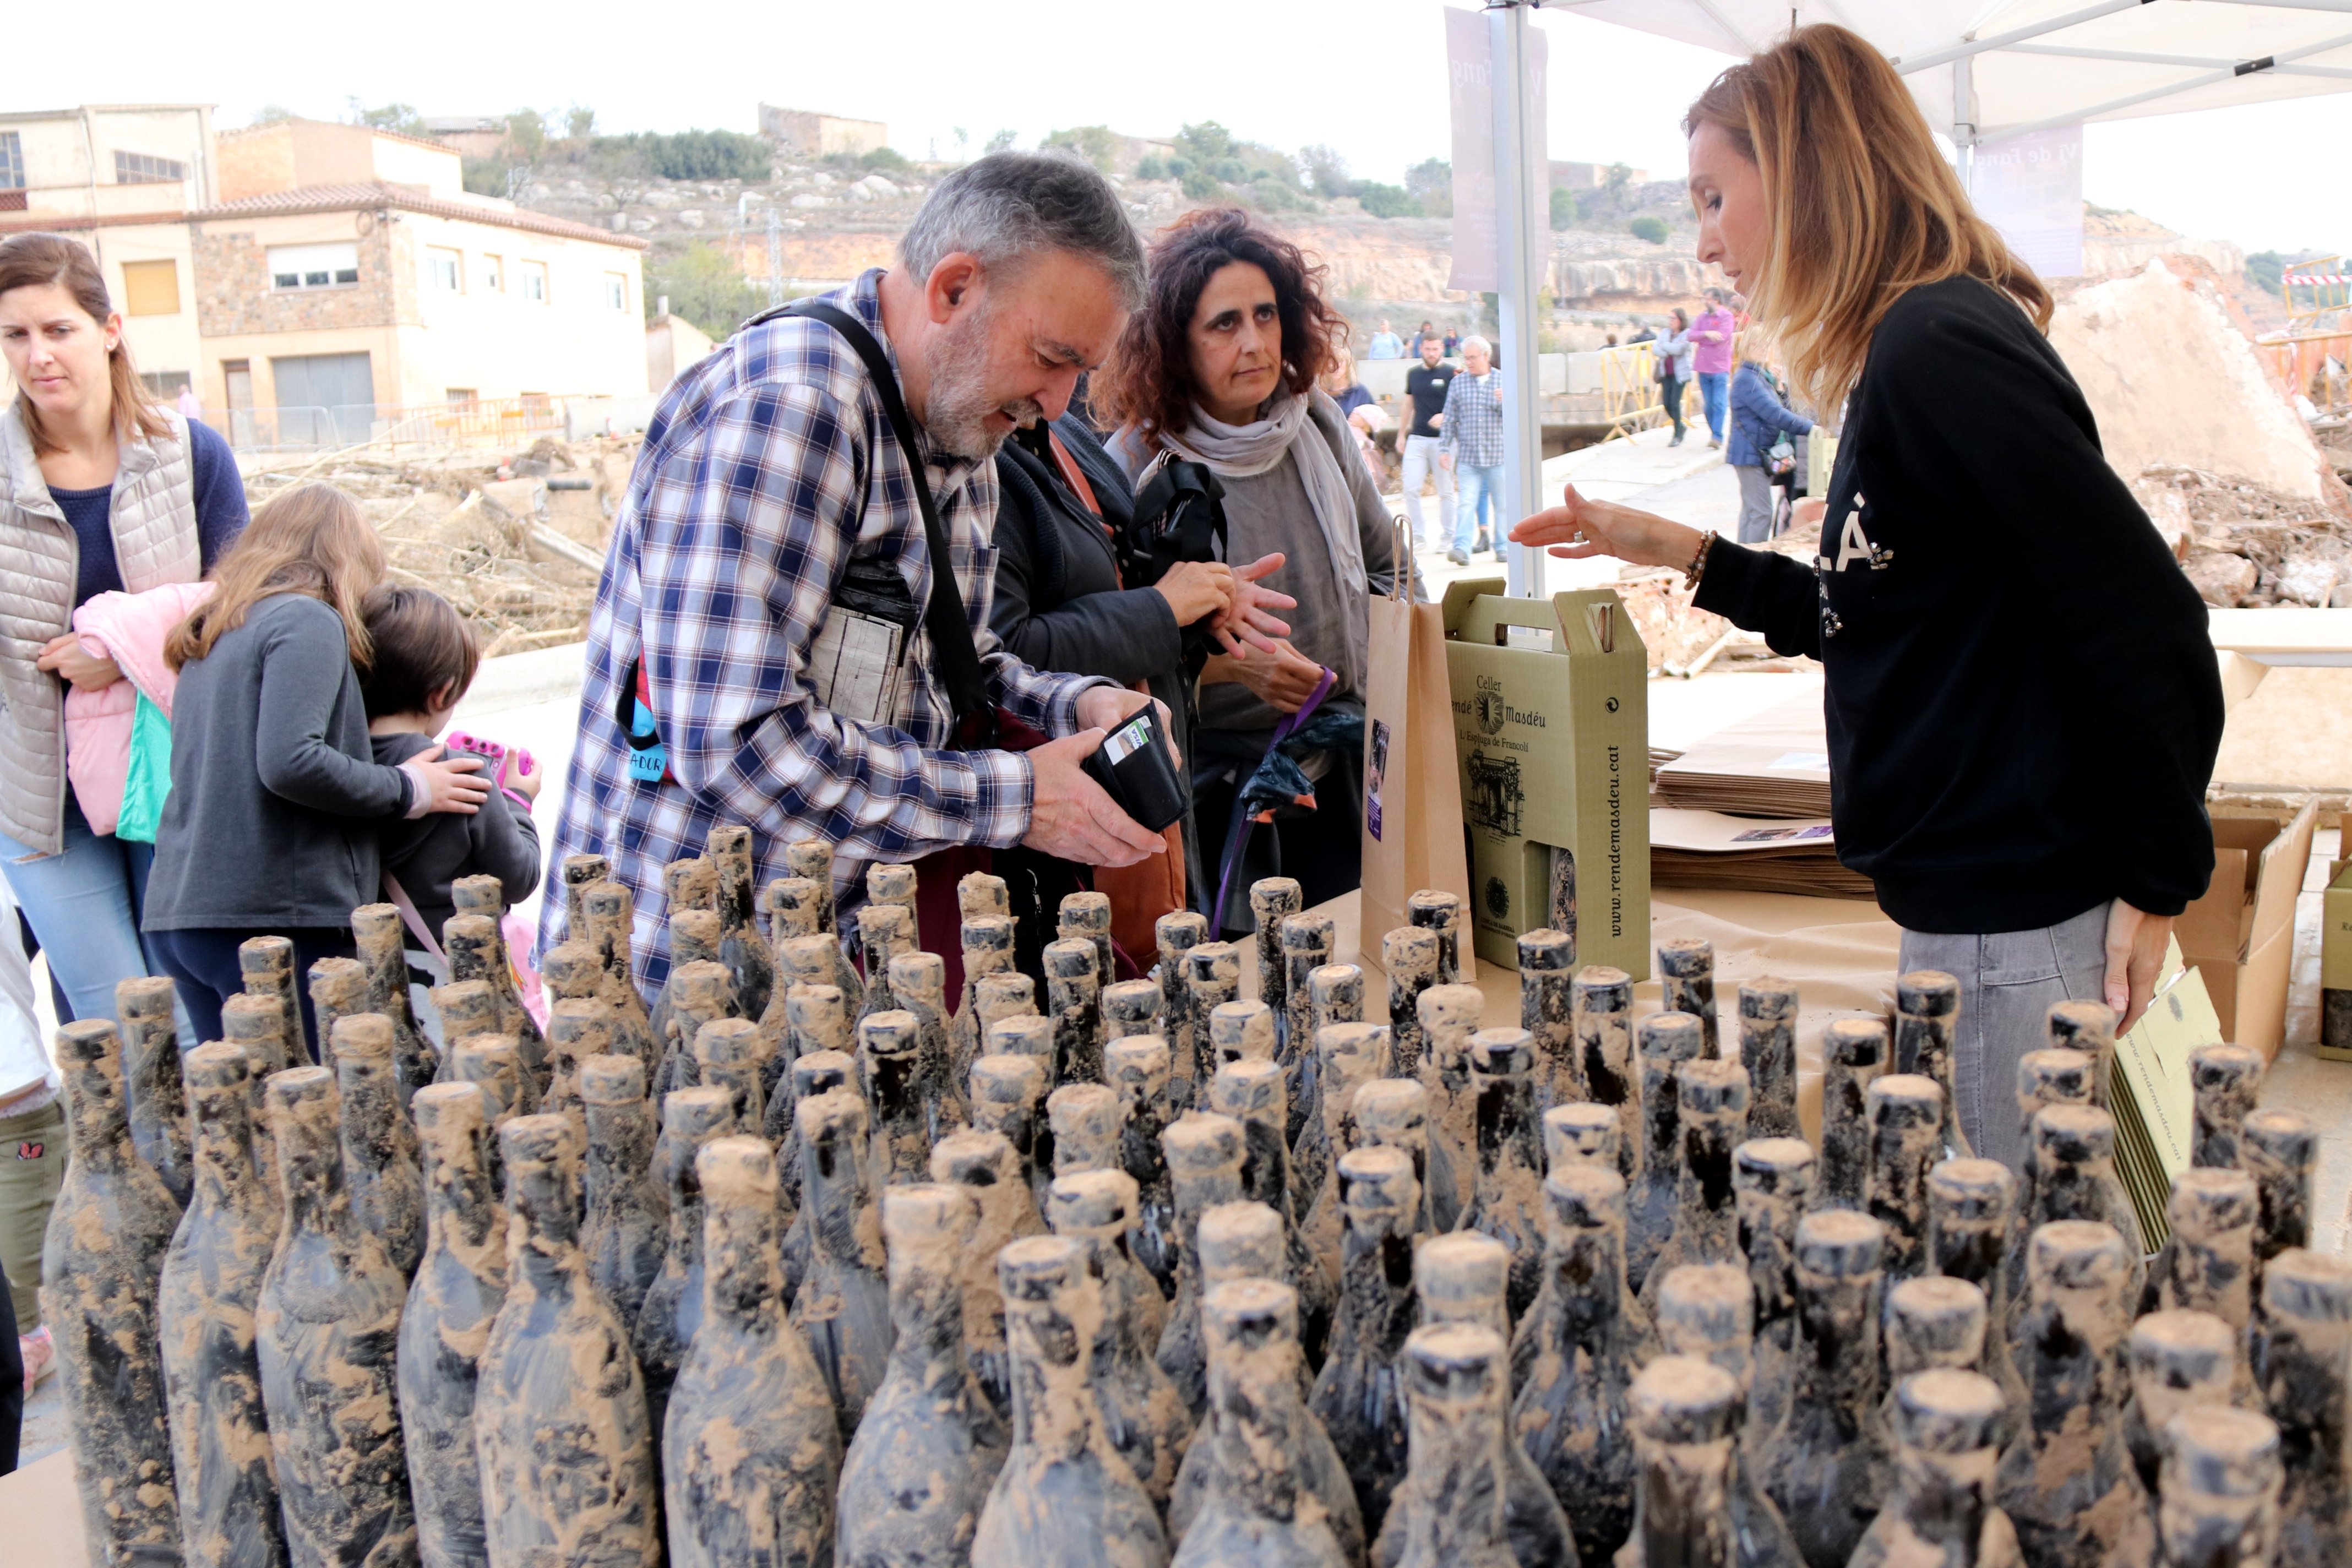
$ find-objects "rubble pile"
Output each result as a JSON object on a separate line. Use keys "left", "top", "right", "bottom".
{"left": 2137, "top": 465, "right": 2352, "bottom": 608}
{"left": 241, "top": 435, "right": 638, "bottom": 655}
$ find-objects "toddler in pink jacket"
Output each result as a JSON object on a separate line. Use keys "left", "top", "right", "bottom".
{"left": 65, "top": 581, "right": 215, "bottom": 837}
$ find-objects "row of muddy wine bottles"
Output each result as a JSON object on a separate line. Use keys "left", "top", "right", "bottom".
{"left": 39, "top": 839, "right": 2348, "bottom": 1568}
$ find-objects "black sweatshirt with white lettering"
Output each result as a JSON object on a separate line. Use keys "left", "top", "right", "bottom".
{"left": 1691, "top": 275, "right": 2223, "bottom": 934}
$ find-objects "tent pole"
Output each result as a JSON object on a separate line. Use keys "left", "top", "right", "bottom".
{"left": 1954, "top": 56, "right": 1977, "bottom": 192}
{"left": 1489, "top": 0, "right": 1546, "bottom": 597}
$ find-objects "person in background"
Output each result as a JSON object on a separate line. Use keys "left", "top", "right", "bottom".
{"left": 1653, "top": 307, "right": 1696, "bottom": 446}
{"left": 362, "top": 585, "right": 542, "bottom": 954}
{"left": 1095, "top": 208, "right": 1407, "bottom": 933}
{"left": 0, "top": 233, "right": 249, "bottom": 1031}
{"left": 1691, "top": 289, "right": 1740, "bottom": 447}
{"left": 1318, "top": 350, "right": 1387, "bottom": 485}
{"left": 144, "top": 483, "right": 491, "bottom": 1050}
{"left": 175, "top": 382, "right": 202, "bottom": 425}
{"left": 1604, "top": 331, "right": 1620, "bottom": 347}
{"left": 1513, "top": 23, "right": 2222, "bottom": 1174}
{"left": 1442, "top": 326, "right": 1461, "bottom": 357}
{"left": 1365, "top": 319, "right": 1404, "bottom": 359}
{"left": 1438, "top": 334, "right": 1505, "bottom": 564}
{"left": 1409, "top": 318, "right": 1438, "bottom": 356}
{"left": 1629, "top": 323, "right": 1657, "bottom": 345}
{"left": 1727, "top": 329, "right": 1815, "bottom": 542}
{"left": 0, "top": 876, "right": 57, "bottom": 1403}
{"left": 1, "top": 1256, "right": 19, "bottom": 1472}
{"left": 1398, "top": 332, "right": 1456, "bottom": 553}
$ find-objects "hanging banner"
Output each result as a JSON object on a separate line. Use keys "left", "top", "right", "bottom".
{"left": 1972, "top": 123, "right": 2083, "bottom": 279}
{"left": 1446, "top": 8, "right": 1547, "bottom": 296}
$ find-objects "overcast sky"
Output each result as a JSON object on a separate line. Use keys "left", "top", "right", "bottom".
{"left": 50, "top": 0, "right": 2352, "bottom": 257}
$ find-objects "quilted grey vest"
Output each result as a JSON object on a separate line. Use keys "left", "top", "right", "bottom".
{"left": 0, "top": 403, "right": 202, "bottom": 856}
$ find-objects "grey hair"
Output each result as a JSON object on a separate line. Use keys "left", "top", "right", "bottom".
{"left": 1461, "top": 334, "right": 1493, "bottom": 357}
{"left": 897, "top": 150, "right": 1145, "bottom": 311}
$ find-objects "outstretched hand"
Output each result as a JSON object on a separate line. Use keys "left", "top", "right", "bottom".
{"left": 1508, "top": 483, "right": 1703, "bottom": 570}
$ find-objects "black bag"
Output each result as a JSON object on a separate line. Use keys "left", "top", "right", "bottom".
{"left": 1124, "top": 456, "right": 1227, "bottom": 589}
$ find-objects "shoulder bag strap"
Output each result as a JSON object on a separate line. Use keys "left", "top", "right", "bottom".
{"left": 773, "top": 297, "right": 999, "bottom": 747}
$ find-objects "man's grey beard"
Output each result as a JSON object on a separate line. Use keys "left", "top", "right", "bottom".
{"left": 923, "top": 306, "right": 1045, "bottom": 460}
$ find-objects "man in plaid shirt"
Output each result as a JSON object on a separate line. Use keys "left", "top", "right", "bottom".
{"left": 1439, "top": 334, "right": 1506, "bottom": 564}
{"left": 541, "top": 154, "right": 1181, "bottom": 986}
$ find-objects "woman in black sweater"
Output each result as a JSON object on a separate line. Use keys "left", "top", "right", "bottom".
{"left": 1512, "top": 25, "right": 2223, "bottom": 1173}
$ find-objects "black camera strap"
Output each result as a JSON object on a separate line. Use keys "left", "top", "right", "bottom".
{"left": 767, "top": 297, "right": 1000, "bottom": 748}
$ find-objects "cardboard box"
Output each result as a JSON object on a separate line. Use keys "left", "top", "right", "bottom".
{"left": 2175, "top": 801, "right": 2317, "bottom": 1061}
{"left": 2108, "top": 938, "right": 2222, "bottom": 1250}
{"left": 1441, "top": 580, "right": 1650, "bottom": 977}
{"left": 2320, "top": 812, "right": 2351, "bottom": 1060}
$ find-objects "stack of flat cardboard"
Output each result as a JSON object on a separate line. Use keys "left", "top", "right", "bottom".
{"left": 1653, "top": 690, "right": 1832, "bottom": 818}
{"left": 1649, "top": 809, "right": 1875, "bottom": 900}
{"left": 2107, "top": 943, "right": 2225, "bottom": 1253}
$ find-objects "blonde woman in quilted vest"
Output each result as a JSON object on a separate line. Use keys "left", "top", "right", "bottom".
{"left": 0, "top": 234, "right": 249, "bottom": 1026}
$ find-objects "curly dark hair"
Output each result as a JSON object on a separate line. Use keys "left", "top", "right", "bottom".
{"left": 1090, "top": 208, "right": 1347, "bottom": 447}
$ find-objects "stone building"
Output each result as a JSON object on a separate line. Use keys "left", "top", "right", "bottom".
{"left": 758, "top": 105, "right": 887, "bottom": 160}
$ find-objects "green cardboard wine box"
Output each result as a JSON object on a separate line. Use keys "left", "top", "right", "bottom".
{"left": 1440, "top": 579, "right": 1651, "bottom": 978}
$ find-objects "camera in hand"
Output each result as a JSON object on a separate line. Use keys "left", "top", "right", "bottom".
{"left": 1084, "top": 704, "right": 1189, "bottom": 833}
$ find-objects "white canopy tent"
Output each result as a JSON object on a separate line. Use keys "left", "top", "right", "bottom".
{"left": 1484, "top": 0, "right": 2352, "bottom": 592}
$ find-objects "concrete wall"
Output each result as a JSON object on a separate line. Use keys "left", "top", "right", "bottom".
{"left": 2, "top": 106, "right": 211, "bottom": 218}
{"left": 759, "top": 106, "right": 886, "bottom": 159}
{"left": 215, "top": 124, "right": 298, "bottom": 203}
{"left": 216, "top": 120, "right": 463, "bottom": 200}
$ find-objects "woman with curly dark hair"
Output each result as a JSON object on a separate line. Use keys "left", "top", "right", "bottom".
{"left": 1093, "top": 208, "right": 1411, "bottom": 932}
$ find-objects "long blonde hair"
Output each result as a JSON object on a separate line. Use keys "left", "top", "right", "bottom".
{"left": 166, "top": 482, "right": 385, "bottom": 671}
{"left": 1684, "top": 23, "right": 2051, "bottom": 415}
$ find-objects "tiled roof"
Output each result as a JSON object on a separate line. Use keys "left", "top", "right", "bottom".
{"left": 185, "top": 182, "right": 647, "bottom": 250}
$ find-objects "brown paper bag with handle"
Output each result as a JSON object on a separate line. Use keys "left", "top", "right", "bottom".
{"left": 1358, "top": 526, "right": 1475, "bottom": 979}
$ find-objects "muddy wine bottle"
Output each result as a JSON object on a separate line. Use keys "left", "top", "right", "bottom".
{"left": 353, "top": 902, "right": 437, "bottom": 1099}
{"left": 1815, "top": 1017, "right": 1888, "bottom": 1214}
{"left": 1850, "top": 1368, "right": 2022, "bottom": 1568}
{"left": 304, "top": 956, "right": 370, "bottom": 1066}
{"left": 1865, "top": 1074, "right": 1945, "bottom": 1287}
{"left": 1638, "top": 1057, "right": 1750, "bottom": 1319}
{"left": 255, "top": 1065, "right": 415, "bottom": 1568}
{"left": 663, "top": 1135, "right": 842, "bottom": 1568}
{"left": 1649, "top": 1262, "right": 1805, "bottom": 1568}
{"left": 1615, "top": 1355, "right": 1743, "bottom": 1568}
{"left": 1512, "top": 1164, "right": 1640, "bottom": 1567}
{"left": 1048, "top": 1169, "right": 1190, "bottom": 1511}
{"left": 1732, "top": 1137, "right": 1814, "bottom": 1447}
{"left": 1184, "top": 943, "right": 1243, "bottom": 1092}
{"left": 785, "top": 839, "right": 864, "bottom": 1010}
{"left": 2004, "top": 1102, "right": 2142, "bottom": 1348}
{"left": 544, "top": 939, "right": 659, "bottom": 1077}
{"left": 2153, "top": 1167, "right": 2259, "bottom": 1333}
{"left": 1172, "top": 1280, "right": 1351, "bottom": 1568}
{"left": 1308, "top": 1144, "right": 1423, "bottom": 1540}
{"left": 448, "top": 1034, "right": 536, "bottom": 1160}
{"left": 1308, "top": 962, "right": 1366, "bottom": 1040}
{"left": 558, "top": 851, "right": 611, "bottom": 929}
{"left": 476, "top": 1114, "right": 658, "bottom": 1566}
{"left": 1402, "top": 1232, "right": 1577, "bottom": 1568}
{"left": 972, "top": 1052, "right": 1052, "bottom": 1206}
{"left": 1991, "top": 1221, "right": 2155, "bottom": 1568}
{"left": 1102, "top": 980, "right": 1162, "bottom": 1049}
{"left": 2188, "top": 1042, "right": 2264, "bottom": 1170}
{"left": 1279, "top": 911, "right": 1335, "bottom": 1147}
{"left": 158, "top": 1042, "right": 286, "bottom": 1568}
{"left": 2242, "top": 1110, "right": 2317, "bottom": 1290}
{"left": 435, "top": 981, "right": 505, "bottom": 1069}
{"left": 888, "top": 950, "right": 969, "bottom": 1138}
{"left": 1573, "top": 966, "right": 1638, "bottom": 1185}
{"left": 2157, "top": 1406, "right": 2283, "bottom": 1568}
{"left": 1103, "top": 1035, "right": 1178, "bottom": 1293}
{"left": 836, "top": 1183, "right": 1008, "bottom": 1568}
{"left": 793, "top": 1082, "right": 896, "bottom": 1438}
{"left": 933, "top": 1128, "right": 1043, "bottom": 1419}
{"left": 118, "top": 974, "right": 193, "bottom": 1207}
{"left": 1382, "top": 928, "right": 1441, "bottom": 1084}
{"left": 1157, "top": 1112, "right": 1250, "bottom": 1415}
{"left": 1544, "top": 1102, "right": 1622, "bottom": 1173}
{"left": 2250, "top": 1246, "right": 2352, "bottom": 1568}
{"left": 1355, "top": 1076, "right": 1461, "bottom": 1237}
{"left": 1403, "top": 889, "right": 1464, "bottom": 986}
{"left": 333, "top": 1012, "right": 426, "bottom": 1279}
{"left": 1518, "top": 929, "right": 1578, "bottom": 1109}
{"left": 2043, "top": 999, "right": 2118, "bottom": 1114}
{"left": 450, "top": 876, "right": 544, "bottom": 1064}
{"left": 1299, "top": 1022, "right": 1389, "bottom": 1287}
{"left": 1155, "top": 911, "right": 1209, "bottom": 1110}
{"left": 2000, "top": 1048, "right": 2095, "bottom": 1324}
{"left": 1893, "top": 972, "right": 1971, "bottom": 1159}
{"left": 1052, "top": 1081, "right": 1126, "bottom": 1179}
{"left": 1249, "top": 877, "right": 1303, "bottom": 1030}
{"left": 768, "top": 983, "right": 851, "bottom": 1197}
{"left": 635, "top": 1084, "right": 738, "bottom": 1445}
{"left": 657, "top": 959, "right": 739, "bottom": 1098}
{"left": 1756, "top": 1209, "right": 1893, "bottom": 1568}
{"left": 777, "top": 1050, "right": 857, "bottom": 1298}
{"left": 701, "top": 823, "right": 772, "bottom": 1021}
{"left": 692, "top": 1017, "right": 771, "bottom": 1153}
{"left": 971, "top": 1234, "right": 1170, "bottom": 1568}
{"left": 1415, "top": 983, "right": 1483, "bottom": 1217}
{"left": 575, "top": 880, "right": 657, "bottom": 1046}
{"left": 221, "top": 993, "right": 293, "bottom": 1218}
{"left": 2125, "top": 1309, "right": 2241, "bottom": 1503}
{"left": 1391, "top": 1324, "right": 1518, "bottom": 1568}
{"left": 1047, "top": 937, "right": 1107, "bottom": 1087}
{"left": 1925, "top": 1159, "right": 2019, "bottom": 1423}
{"left": 579, "top": 1053, "right": 667, "bottom": 1340}
{"left": 446, "top": 914, "right": 547, "bottom": 1095}
{"left": 1060, "top": 889, "right": 1117, "bottom": 1002}
{"left": 954, "top": 913, "right": 1017, "bottom": 1087}
{"left": 398, "top": 1082, "right": 508, "bottom": 1568}
{"left": 1627, "top": 1010, "right": 1705, "bottom": 1295}
{"left": 1737, "top": 979, "right": 1800, "bottom": 1142}
{"left": 239, "top": 934, "right": 308, "bottom": 1063}
{"left": 1459, "top": 1029, "right": 1550, "bottom": 1322}
{"left": 1657, "top": 939, "right": 1719, "bottom": 1058}
{"left": 863, "top": 1010, "right": 930, "bottom": 1190}
{"left": 1210, "top": 1057, "right": 1335, "bottom": 1367}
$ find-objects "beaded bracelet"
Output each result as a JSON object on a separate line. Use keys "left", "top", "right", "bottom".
{"left": 1684, "top": 530, "right": 1717, "bottom": 591}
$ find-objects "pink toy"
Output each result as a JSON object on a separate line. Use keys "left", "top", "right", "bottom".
{"left": 445, "top": 730, "right": 537, "bottom": 793}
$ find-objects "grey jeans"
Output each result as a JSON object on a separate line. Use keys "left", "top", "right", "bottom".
{"left": 1897, "top": 901, "right": 2111, "bottom": 1176}
{"left": 1735, "top": 463, "right": 1778, "bottom": 543}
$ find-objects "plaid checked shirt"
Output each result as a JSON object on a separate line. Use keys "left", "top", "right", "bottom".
{"left": 1438, "top": 368, "right": 1505, "bottom": 468}
{"left": 540, "top": 270, "right": 1110, "bottom": 985}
